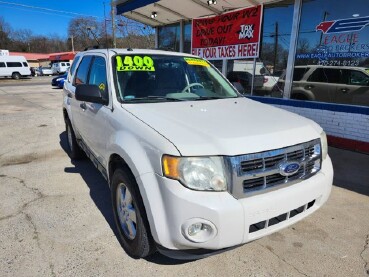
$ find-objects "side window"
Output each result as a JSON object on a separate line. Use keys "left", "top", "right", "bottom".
{"left": 6, "top": 62, "right": 22, "bottom": 68}
{"left": 22, "top": 62, "right": 28, "bottom": 67}
{"left": 61, "top": 63, "right": 65, "bottom": 66}
{"left": 349, "top": 71, "right": 369, "bottom": 86}
{"left": 308, "top": 68, "right": 326, "bottom": 82}
{"left": 74, "top": 56, "right": 92, "bottom": 85}
{"left": 293, "top": 67, "right": 310, "bottom": 81}
{"left": 0, "top": 62, "right": 5, "bottom": 67}
{"left": 88, "top": 56, "right": 108, "bottom": 100}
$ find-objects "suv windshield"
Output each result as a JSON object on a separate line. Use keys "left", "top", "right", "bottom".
{"left": 113, "top": 55, "right": 239, "bottom": 103}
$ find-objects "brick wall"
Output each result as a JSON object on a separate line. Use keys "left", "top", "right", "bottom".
{"left": 248, "top": 96, "right": 369, "bottom": 153}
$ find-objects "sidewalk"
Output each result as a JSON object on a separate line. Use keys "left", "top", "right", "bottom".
{"left": 329, "top": 146, "right": 369, "bottom": 196}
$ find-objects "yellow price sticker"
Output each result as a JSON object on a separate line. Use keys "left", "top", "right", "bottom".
{"left": 184, "top": 57, "right": 209, "bottom": 67}
{"left": 116, "top": 56, "right": 155, "bottom": 71}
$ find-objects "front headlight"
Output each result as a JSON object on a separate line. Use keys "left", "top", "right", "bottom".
{"left": 162, "top": 155, "right": 227, "bottom": 191}
{"left": 56, "top": 78, "right": 63, "bottom": 82}
{"left": 320, "top": 131, "right": 328, "bottom": 160}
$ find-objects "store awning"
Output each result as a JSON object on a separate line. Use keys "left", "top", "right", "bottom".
{"left": 115, "top": 0, "right": 284, "bottom": 27}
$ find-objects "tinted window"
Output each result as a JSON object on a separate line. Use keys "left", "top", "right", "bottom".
{"left": 0, "top": 62, "right": 5, "bottom": 67}
{"left": 88, "top": 56, "right": 108, "bottom": 99}
{"left": 67, "top": 62, "right": 70, "bottom": 66}
{"left": 293, "top": 67, "right": 310, "bottom": 81}
{"left": 61, "top": 63, "right": 65, "bottom": 66}
{"left": 74, "top": 56, "right": 92, "bottom": 85}
{"left": 70, "top": 57, "right": 81, "bottom": 76}
{"left": 22, "top": 62, "right": 27, "bottom": 67}
{"left": 347, "top": 70, "right": 369, "bottom": 86}
{"left": 308, "top": 68, "right": 340, "bottom": 83}
{"left": 7, "top": 62, "right": 22, "bottom": 67}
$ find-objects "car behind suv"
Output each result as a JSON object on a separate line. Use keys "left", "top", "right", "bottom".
{"left": 272, "top": 65, "right": 369, "bottom": 106}
{"left": 63, "top": 48, "right": 333, "bottom": 259}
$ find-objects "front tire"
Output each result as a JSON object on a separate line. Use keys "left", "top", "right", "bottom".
{"left": 65, "top": 120, "right": 84, "bottom": 159}
{"left": 111, "top": 168, "right": 155, "bottom": 258}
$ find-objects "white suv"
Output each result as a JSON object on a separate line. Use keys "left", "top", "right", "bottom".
{"left": 63, "top": 48, "right": 333, "bottom": 259}
{"left": 52, "top": 61, "right": 70, "bottom": 74}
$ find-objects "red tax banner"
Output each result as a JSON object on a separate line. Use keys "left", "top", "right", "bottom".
{"left": 192, "top": 5, "right": 263, "bottom": 60}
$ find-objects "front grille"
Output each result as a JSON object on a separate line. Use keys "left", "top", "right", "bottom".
{"left": 227, "top": 139, "right": 321, "bottom": 198}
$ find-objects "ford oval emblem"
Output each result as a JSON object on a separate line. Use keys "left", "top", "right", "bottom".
{"left": 279, "top": 162, "right": 300, "bottom": 177}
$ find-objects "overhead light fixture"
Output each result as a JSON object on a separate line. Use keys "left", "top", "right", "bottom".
{"left": 207, "top": 0, "right": 217, "bottom": 5}
{"left": 151, "top": 12, "right": 157, "bottom": 19}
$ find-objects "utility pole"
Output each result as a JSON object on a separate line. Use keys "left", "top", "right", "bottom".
{"left": 111, "top": 0, "right": 116, "bottom": 48}
{"left": 70, "top": 36, "right": 75, "bottom": 52}
{"left": 104, "top": 2, "right": 108, "bottom": 47}
{"left": 273, "top": 22, "right": 279, "bottom": 72}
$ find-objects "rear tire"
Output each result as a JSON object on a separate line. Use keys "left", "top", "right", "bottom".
{"left": 111, "top": 168, "right": 155, "bottom": 258}
{"left": 65, "top": 120, "right": 84, "bottom": 159}
{"left": 12, "top": 72, "right": 21, "bottom": 80}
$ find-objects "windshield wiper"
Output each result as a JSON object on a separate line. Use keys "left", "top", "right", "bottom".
{"left": 123, "top": 96, "right": 184, "bottom": 102}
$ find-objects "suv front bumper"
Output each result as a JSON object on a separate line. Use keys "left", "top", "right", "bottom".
{"left": 137, "top": 155, "right": 333, "bottom": 252}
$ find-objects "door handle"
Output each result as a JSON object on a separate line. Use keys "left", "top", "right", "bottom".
{"left": 340, "top": 88, "right": 349, "bottom": 93}
{"left": 80, "top": 102, "right": 87, "bottom": 110}
{"left": 305, "top": 85, "right": 314, "bottom": 90}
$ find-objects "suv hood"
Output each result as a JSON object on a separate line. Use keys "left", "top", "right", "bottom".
{"left": 122, "top": 98, "right": 322, "bottom": 156}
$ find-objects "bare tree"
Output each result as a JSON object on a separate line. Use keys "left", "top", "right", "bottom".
{"left": 68, "top": 17, "right": 103, "bottom": 50}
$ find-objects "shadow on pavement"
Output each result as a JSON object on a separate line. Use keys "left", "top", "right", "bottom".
{"left": 329, "top": 146, "right": 369, "bottom": 197}
{"left": 59, "top": 131, "right": 191, "bottom": 265}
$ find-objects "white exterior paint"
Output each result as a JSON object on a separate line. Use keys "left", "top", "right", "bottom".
{"left": 63, "top": 48, "right": 333, "bottom": 255}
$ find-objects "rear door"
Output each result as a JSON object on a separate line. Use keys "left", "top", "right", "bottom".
{"left": 336, "top": 69, "right": 369, "bottom": 106}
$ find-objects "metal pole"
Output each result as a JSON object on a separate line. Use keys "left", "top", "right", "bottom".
{"left": 111, "top": 0, "right": 116, "bottom": 48}
{"left": 251, "top": 58, "right": 256, "bottom": 96}
{"left": 71, "top": 36, "right": 74, "bottom": 52}
{"left": 284, "top": 0, "right": 302, "bottom": 99}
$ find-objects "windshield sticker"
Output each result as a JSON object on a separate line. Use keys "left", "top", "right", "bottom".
{"left": 116, "top": 56, "right": 155, "bottom": 71}
{"left": 184, "top": 57, "right": 209, "bottom": 67}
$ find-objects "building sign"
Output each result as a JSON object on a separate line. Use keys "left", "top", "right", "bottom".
{"left": 296, "top": 14, "right": 369, "bottom": 67}
{"left": 192, "top": 5, "right": 263, "bottom": 60}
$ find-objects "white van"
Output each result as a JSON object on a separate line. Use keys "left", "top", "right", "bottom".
{"left": 0, "top": 56, "right": 31, "bottom": 79}
{"left": 51, "top": 62, "right": 71, "bottom": 75}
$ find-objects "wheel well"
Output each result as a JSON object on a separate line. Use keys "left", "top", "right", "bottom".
{"left": 291, "top": 93, "right": 310, "bottom": 100}
{"left": 108, "top": 154, "right": 133, "bottom": 186}
{"left": 63, "top": 108, "right": 69, "bottom": 123}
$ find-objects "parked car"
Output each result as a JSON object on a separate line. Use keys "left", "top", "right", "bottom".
{"left": 226, "top": 71, "right": 264, "bottom": 94}
{"left": 52, "top": 62, "right": 71, "bottom": 75}
{"left": 0, "top": 55, "right": 31, "bottom": 79}
{"left": 271, "top": 65, "right": 369, "bottom": 106}
{"left": 39, "top": 67, "right": 53, "bottom": 76}
{"left": 63, "top": 48, "right": 333, "bottom": 259}
{"left": 51, "top": 72, "right": 68, "bottom": 88}
{"left": 30, "top": 67, "right": 41, "bottom": 77}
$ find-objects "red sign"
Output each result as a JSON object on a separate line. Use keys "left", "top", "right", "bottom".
{"left": 192, "top": 5, "right": 263, "bottom": 60}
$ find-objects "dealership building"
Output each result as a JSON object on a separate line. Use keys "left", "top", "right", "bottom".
{"left": 115, "top": 0, "right": 369, "bottom": 153}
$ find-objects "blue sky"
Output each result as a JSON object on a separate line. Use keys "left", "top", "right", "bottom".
{"left": 0, "top": 0, "right": 108, "bottom": 38}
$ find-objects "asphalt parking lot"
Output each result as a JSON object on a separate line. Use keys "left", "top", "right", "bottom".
{"left": 0, "top": 77, "right": 369, "bottom": 277}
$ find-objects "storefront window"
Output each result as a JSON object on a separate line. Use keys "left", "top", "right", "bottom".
{"left": 292, "top": 0, "right": 369, "bottom": 106}
{"left": 228, "top": 0, "right": 294, "bottom": 96}
{"left": 184, "top": 22, "right": 192, "bottom": 54}
{"left": 158, "top": 24, "right": 180, "bottom": 51}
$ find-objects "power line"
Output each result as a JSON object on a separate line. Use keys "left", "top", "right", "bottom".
{"left": 0, "top": 1, "right": 102, "bottom": 19}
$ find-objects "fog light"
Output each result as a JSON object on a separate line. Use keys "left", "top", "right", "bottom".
{"left": 188, "top": 223, "right": 212, "bottom": 236}
{"left": 182, "top": 219, "right": 217, "bottom": 243}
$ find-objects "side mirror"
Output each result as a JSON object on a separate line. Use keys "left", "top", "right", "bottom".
{"left": 75, "top": 84, "right": 108, "bottom": 105}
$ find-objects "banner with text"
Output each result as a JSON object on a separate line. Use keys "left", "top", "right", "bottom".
{"left": 192, "top": 5, "right": 263, "bottom": 60}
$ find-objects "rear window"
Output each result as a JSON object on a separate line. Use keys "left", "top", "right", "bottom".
{"left": 0, "top": 62, "right": 5, "bottom": 67}
{"left": 293, "top": 67, "right": 310, "bottom": 81}
{"left": 22, "top": 62, "right": 28, "bottom": 67}
{"left": 7, "top": 62, "right": 22, "bottom": 67}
